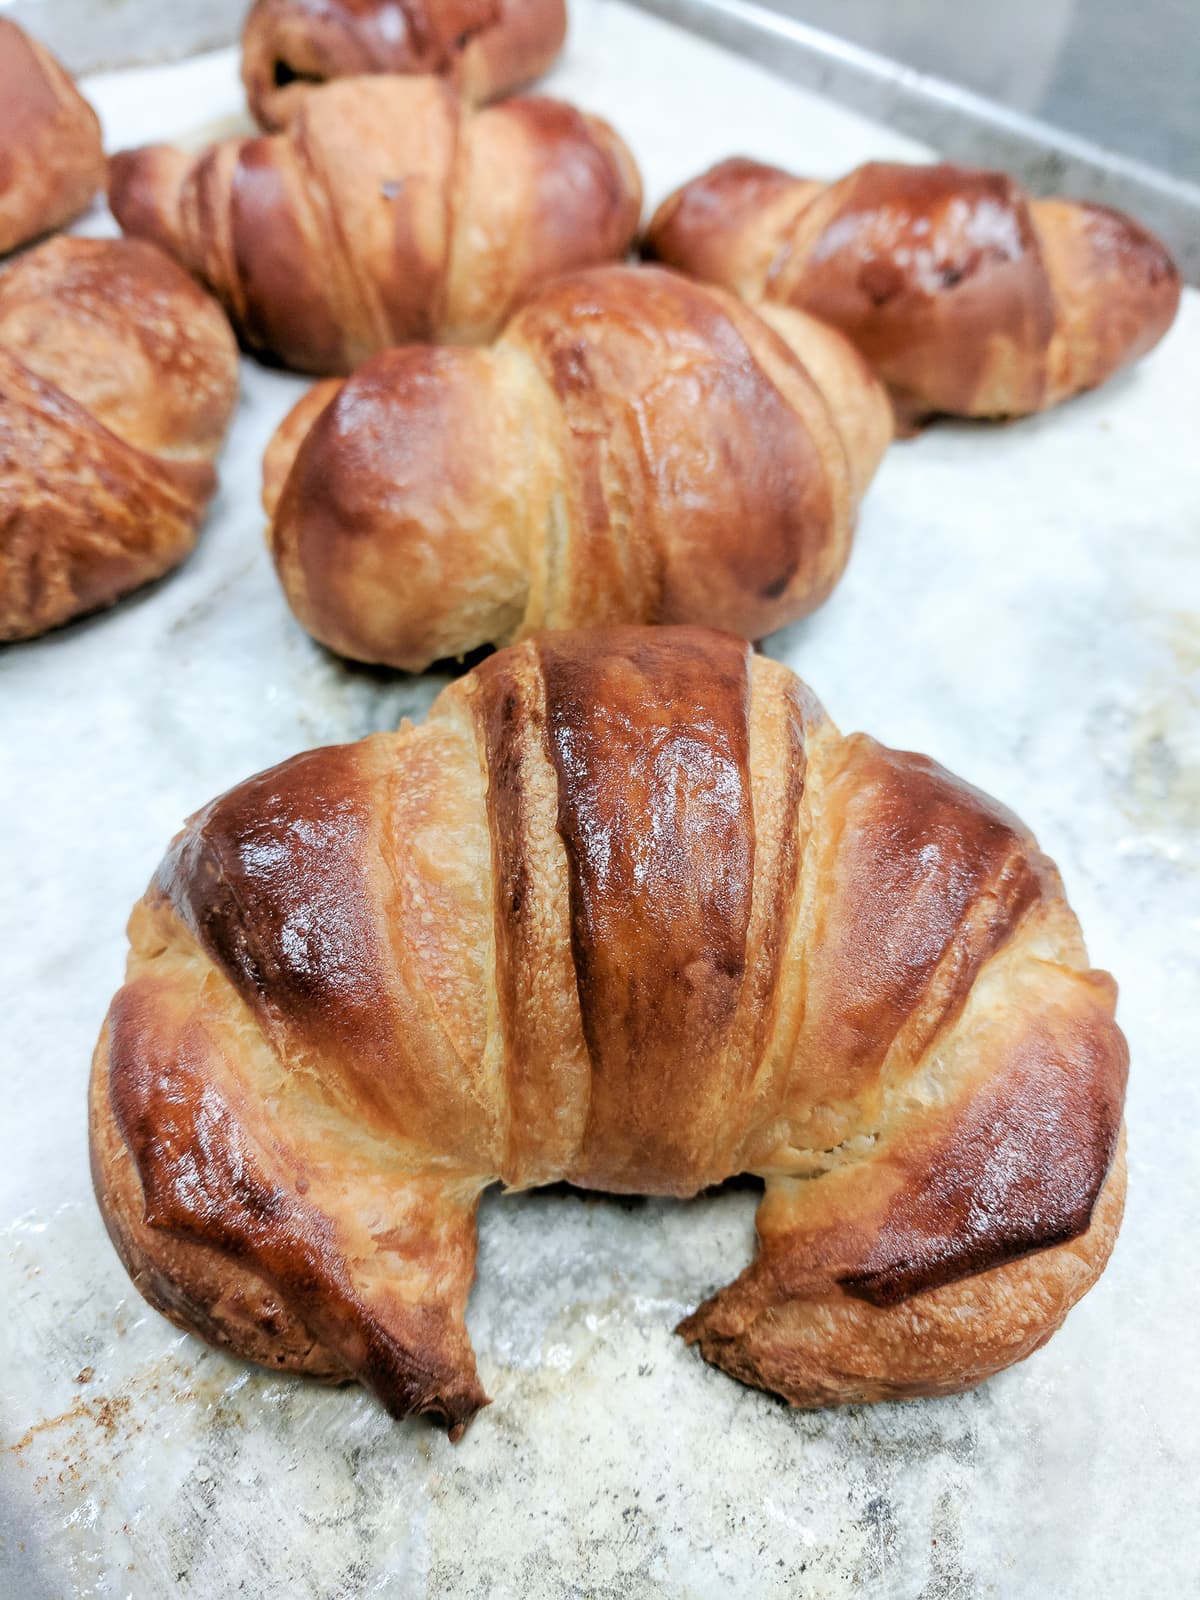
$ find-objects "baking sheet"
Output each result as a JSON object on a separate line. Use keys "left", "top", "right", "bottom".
{"left": 2, "top": 2, "right": 1199, "bottom": 1593}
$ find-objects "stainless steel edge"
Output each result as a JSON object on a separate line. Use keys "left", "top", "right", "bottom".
{"left": 626, "top": 0, "right": 1200, "bottom": 282}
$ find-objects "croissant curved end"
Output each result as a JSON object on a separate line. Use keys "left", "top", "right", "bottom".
{"left": 108, "top": 146, "right": 192, "bottom": 261}
{"left": 266, "top": 346, "right": 531, "bottom": 669}
{"left": 1034, "top": 197, "right": 1182, "bottom": 402}
{"left": 0, "top": 19, "right": 106, "bottom": 257}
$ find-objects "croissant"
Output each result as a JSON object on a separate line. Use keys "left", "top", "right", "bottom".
{"left": 107, "top": 76, "right": 642, "bottom": 375}
{"left": 644, "top": 158, "right": 1182, "bottom": 424}
{"left": 0, "top": 19, "right": 107, "bottom": 256}
{"left": 0, "top": 236, "right": 239, "bottom": 642}
{"left": 262, "top": 263, "right": 892, "bottom": 669}
{"left": 91, "top": 625, "right": 1128, "bottom": 1436}
{"left": 242, "top": 0, "right": 567, "bottom": 131}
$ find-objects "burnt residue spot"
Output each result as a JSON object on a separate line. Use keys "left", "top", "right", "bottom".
{"left": 9, "top": 1391, "right": 136, "bottom": 1462}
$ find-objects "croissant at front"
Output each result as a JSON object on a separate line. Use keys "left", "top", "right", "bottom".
{"left": 107, "top": 75, "right": 643, "bottom": 374}
{"left": 241, "top": 0, "right": 568, "bottom": 130}
{"left": 261, "top": 264, "right": 894, "bottom": 669}
{"left": 644, "top": 158, "right": 1181, "bottom": 424}
{"left": 90, "top": 626, "right": 1128, "bottom": 1435}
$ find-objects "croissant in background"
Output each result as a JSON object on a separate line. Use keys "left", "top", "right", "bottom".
{"left": 91, "top": 626, "right": 1128, "bottom": 1435}
{"left": 645, "top": 159, "right": 1181, "bottom": 424}
{"left": 242, "top": 0, "right": 567, "bottom": 130}
{"left": 108, "top": 76, "right": 642, "bottom": 375}
{"left": 0, "top": 237, "right": 238, "bottom": 642}
{"left": 0, "top": 19, "right": 106, "bottom": 256}
{"left": 262, "top": 264, "right": 892, "bottom": 669}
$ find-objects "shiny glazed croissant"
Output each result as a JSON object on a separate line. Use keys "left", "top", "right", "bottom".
{"left": 644, "top": 158, "right": 1181, "bottom": 423}
{"left": 262, "top": 264, "right": 892, "bottom": 669}
{"left": 108, "top": 76, "right": 642, "bottom": 375}
{"left": 0, "top": 236, "right": 239, "bottom": 642}
{"left": 91, "top": 626, "right": 1128, "bottom": 1436}
{"left": 0, "top": 19, "right": 106, "bottom": 256}
{"left": 242, "top": 0, "right": 567, "bottom": 131}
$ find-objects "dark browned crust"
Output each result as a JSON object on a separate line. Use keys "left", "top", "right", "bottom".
{"left": 263, "top": 264, "right": 881, "bottom": 671}
{"left": 680, "top": 1136, "right": 1127, "bottom": 1408}
{"left": 0, "top": 357, "right": 210, "bottom": 637}
{"left": 0, "top": 19, "right": 105, "bottom": 256}
{"left": 801, "top": 737, "right": 1055, "bottom": 1096}
{"left": 227, "top": 139, "right": 357, "bottom": 372}
{"left": 537, "top": 628, "right": 755, "bottom": 1194}
{"left": 0, "top": 236, "right": 238, "bottom": 642}
{"left": 108, "top": 80, "right": 641, "bottom": 375}
{"left": 154, "top": 742, "right": 396, "bottom": 1095}
{"left": 642, "top": 155, "right": 805, "bottom": 285}
{"left": 265, "top": 343, "right": 527, "bottom": 667}
{"left": 91, "top": 629, "right": 1131, "bottom": 1431}
{"left": 776, "top": 162, "right": 1056, "bottom": 418}
{"left": 510, "top": 267, "right": 845, "bottom": 632}
{"left": 241, "top": 0, "right": 567, "bottom": 130}
{"left": 840, "top": 980, "right": 1128, "bottom": 1304}
{"left": 90, "top": 1022, "right": 350, "bottom": 1385}
{"left": 102, "top": 961, "right": 488, "bottom": 1435}
{"left": 644, "top": 156, "right": 1181, "bottom": 420}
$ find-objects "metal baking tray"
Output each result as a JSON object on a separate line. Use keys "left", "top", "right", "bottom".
{"left": 12, "top": 0, "right": 1199, "bottom": 279}
{"left": 629, "top": 0, "right": 1200, "bottom": 282}
{"left": 2, "top": 2, "right": 1197, "bottom": 1594}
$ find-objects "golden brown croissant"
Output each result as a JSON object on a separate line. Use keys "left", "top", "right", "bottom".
{"left": 242, "top": 0, "right": 567, "bottom": 131}
{"left": 108, "top": 76, "right": 642, "bottom": 375}
{"left": 0, "top": 19, "right": 107, "bottom": 256}
{"left": 90, "top": 625, "right": 1128, "bottom": 1436}
{"left": 644, "top": 158, "right": 1181, "bottom": 424}
{"left": 0, "top": 236, "right": 239, "bottom": 642}
{"left": 261, "top": 263, "right": 892, "bottom": 669}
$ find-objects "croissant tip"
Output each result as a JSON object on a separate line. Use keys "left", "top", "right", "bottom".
{"left": 107, "top": 143, "right": 188, "bottom": 256}
{"left": 675, "top": 1306, "right": 708, "bottom": 1346}
{"left": 1077, "top": 200, "right": 1184, "bottom": 357}
{"left": 435, "top": 1386, "right": 491, "bottom": 1443}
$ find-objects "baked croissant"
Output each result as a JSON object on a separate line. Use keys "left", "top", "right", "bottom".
{"left": 262, "top": 263, "right": 892, "bottom": 669}
{"left": 0, "top": 19, "right": 107, "bottom": 257}
{"left": 91, "top": 625, "right": 1128, "bottom": 1436}
{"left": 0, "top": 236, "right": 239, "bottom": 642}
{"left": 242, "top": 0, "right": 567, "bottom": 131}
{"left": 108, "top": 76, "right": 642, "bottom": 375}
{"left": 644, "top": 158, "right": 1182, "bottom": 424}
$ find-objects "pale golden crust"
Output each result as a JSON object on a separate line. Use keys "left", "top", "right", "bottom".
{"left": 262, "top": 264, "right": 893, "bottom": 670}
{"left": 0, "top": 20, "right": 106, "bottom": 257}
{"left": 109, "top": 76, "right": 642, "bottom": 375}
{"left": 644, "top": 158, "right": 1181, "bottom": 422}
{"left": 0, "top": 236, "right": 238, "bottom": 641}
{"left": 241, "top": 0, "right": 567, "bottom": 131}
{"left": 92, "top": 629, "right": 1129, "bottom": 1433}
